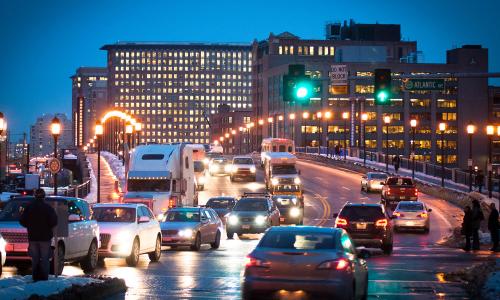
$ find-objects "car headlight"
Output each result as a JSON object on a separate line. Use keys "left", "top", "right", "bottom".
{"left": 289, "top": 207, "right": 301, "bottom": 218}
{"left": 271, "top": 178, "right": 279, "bottom": 186}
{"left": 294, "top": 177, "right": 301, "bottom": 184}
{"left": 157, "top": 213, "right": 165, "bottom": 221}
{"left": 178, "top": 229, "right": 194, "bottom": 238}
{"left": 115, "top": 231, "right": 131, "bottom": 244}
{"left": 250, "top": 166, "right": 256, "bottom": 173}
{"left": 228, "top": 215, "right": 239, "bottom": 225}
{"left": 203, "top": 158, "right": 209, "bottom": 165}
{"left": 255, "top": 215, "right": 267, "bottom": 225}
{"left": 224, "top": 165, "right": 232, "bottom": 173}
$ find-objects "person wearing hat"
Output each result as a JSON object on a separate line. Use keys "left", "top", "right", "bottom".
{"left": 19, "top": 189, "right": 58, "bottom": 281}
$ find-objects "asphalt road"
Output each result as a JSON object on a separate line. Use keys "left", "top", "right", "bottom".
{"left": 5, "top": 158, "right": 499, "bottom": 299}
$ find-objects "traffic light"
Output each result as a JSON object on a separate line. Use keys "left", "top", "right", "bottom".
{"left": 283, "top": 64, "right": 321, "bottom": 105}
{"left": 374, "top": 69, "right": 391, "bottom": 105}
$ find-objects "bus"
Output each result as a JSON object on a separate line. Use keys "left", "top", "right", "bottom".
{"left": 260, "top": 138, "right": 295, "bottom": 166}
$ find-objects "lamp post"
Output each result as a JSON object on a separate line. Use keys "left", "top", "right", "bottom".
{"left": 342, "top": 112, "right": 349, "bottom": 160}
{"left": 324, "top": 111, "right": 332, "bottom": 157}
{"left": 278, "top": 115, "right": 284, "bottom": 138}
{"left": 487, "top": 125, "right": 494, "bottom": 197}
{"left": 125, "top": 123, "right": 133, "bottom": 150}
{"left": 267, "top": 117, "right": 274, "bottom": 138}
{"left": 316, "top": 112, "right": 322, "bottom": 154}
{"left": 225, "top": 133, "right": 230, "bottom": 154}
{"left": 439, "top": 122, "right": 447, "bottom": 188}
{"left": 95, "top": 122, "right": 103, "bottom": 203}
{"left": 219, "top": 136, "right": 225, "bottom": 154}
{"left": 246, "top": 123, "right": 251, "bottom": 153}
{"left": 239, "top": 126, "right": 244, "bottom": 154}
{"left": 361, "top": 113, "right": 368, "bottom": 166}
{"left": 383, "top": 115, "right": 391, "bottom": 171}
{"left": 410, "top": 119, "right": 418, "bottom": 179}
{"left": 258, "top": 119, "right": 264, "bottom": 145}
{"left": 302, "top": 112, "right": 309, "bottom": 148}
{"left": 0, "top": 112, "right": 4, "bottom": 183}
{"left": 467, "top": 124, "right": 476, "bottom": 192}
{"left": 289, "top": 113, "right": 296, "bottom": 141}
{"left": 51, "top": 116, "right": 61, "bottom": 195}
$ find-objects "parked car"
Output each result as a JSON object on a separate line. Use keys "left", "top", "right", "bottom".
{"left": 0, "top": 196, "right": 100, "bottom": 274}
{"left": 334, "top": 203, "right": 394, "bottom": 255}
{"left": 361, "top": 172, "right": 388, "bottom": 192}
{"left": 93, "top": 203, "right": 162, "bottom": 267}
{"left": 242, "top": 226, "right": 369, "bottom": 300}
{"left": 209, "top": 158, "right": 231, "bottom": 176}
{"left": 0, "top": 233, "right": 6, "bottom": 276}
{"left": 160, "top": 207, "right": 223, "bottom": 251}
{"left": 226, "top": 193, "right": 280, "bottom": 239}
{"left": 205, "top": 196, "right": 236, "bottom": 222}
{"left": 272, "top": 195, "right": 304, "bottom": 225}
{"left": 229, "top": 156, "right": 256, "bottom": 182}
{"left": 381, "top": 177, "right": 418, "bottom": 210}
{"left": 392, "top": 201, "right": 431, "bottom": 233}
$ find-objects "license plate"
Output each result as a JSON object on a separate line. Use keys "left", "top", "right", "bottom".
{"left": 406, "top": 221, "right": 415, "bottom": 226}
{"left": 280, "top": 217, "right": 285, "bottom": 222}
{"left": 356, "top": 223, "right": 367, "bottom": 230}
{"left": 242, "top": 225, "right": 251, "bottom": 229}
{"left": 163, "top": 237, "right": 172, "bottom": 242}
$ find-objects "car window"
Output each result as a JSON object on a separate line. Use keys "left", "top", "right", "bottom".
{"left": 233, "top": 199, "right": 268, "bottom": 211}
{"left": 68, "top": 200, "right": 83, "bottom": 218}
{"left": 340, "top": 206, "right": 385, "bottom": 221}
{"left": 386, "top": 177, "right": 414, "bottom": 186}
{"left": 203, "top": 210, "right": 213, "bottom": 221}
{"left": 259, "top": 231, "right": 339, "bottom": 250}
{"left": 208, "top": 210, "right": 219, "bottom": 221}
{"left": 206, "top": 198, "right": 233, "bottom": 209}
{"left": 398, "top": 202, "right": 424, "bottom": 211}
{"left": 164, "top": 210, "right": 200, "bottom": 222}
{"left": 0, "top": 199, "right": 31, "bottom": 221}
{"left": 233, "top": 158, "right": 253, "bottom": 164}
{"left": 75, "top": 200, "right": 91, "bottom": 220}
{"left": 140, "top": 207, "right": 152, "bottom": 219}
{"left": 136, "top": 207, "right": 145, "bottom": 218}
{"left": 369, "top": 174, "right": 387, "bottom": 179}
{"left": 146, "top": 207, "right": 155, "bottom": 219}
{"left": 341, "top": 233, "right": 356, "bottom": 254}
{"left": 93, "top": 207, "right": 136, "bottom": 223}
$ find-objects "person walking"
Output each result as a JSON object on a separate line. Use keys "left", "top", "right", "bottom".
{"left": 393, "top": 155, "right": 401, "bottom": 173}
{"left": 19, "top": 189, "right": 58, "bottom": 281}
{"left": 462, "top": 206, "right": 473, "bottom": 251}
{"left": 488, "top": 202, "right": 499, "bottom": 252}
{"left": 476, "top": 171, "right": 484, "bottom": 193}
{"left": 471, "top": 199, "right": 484, "bottom": 251}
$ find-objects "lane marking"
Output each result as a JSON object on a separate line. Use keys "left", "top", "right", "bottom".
{"left": 342, "top": 186, "right": 351, "bottom": 191}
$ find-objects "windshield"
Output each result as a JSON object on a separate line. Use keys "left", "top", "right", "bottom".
{"left": 0, "top": 200, "right": 31, "bottom": 221}
{"left": 128, "top": 179, "right": 170, "bottom": 192}
{"left": 369, "top": 174, "right": 387, "bottom": 179}
{"left": 194, "top": 161, "right": 205, "bottom": 172}
{"left": 164, "top": 210, "right": 200, "bottom": 222}
{"left": 260, "top": 231, "right": 338, "bottom": 250}
{"left": 233, "top": 158, "right": 254, "bottom": 165}
{"left": 386, "top": 177, "right": 414, "bottom": 186}
{"left": 206, "top": 198, "right": 234, "bottom": 209}
{"left": 273, "top": 185, "right": 301, "bottom": 192}
{"left": 233, "top": 199, "right": 268, "bottom": 211}
{"left": 340, "top": 206, "right": 385, "bottom": 221}
{"left": 93, "top": 207, "right": 136, "bottom": 223}
{"left": 398, "top": 203, "right": 424, "bottom": 211}
{"left": 273, "top": 196, "right": 299, "bottom": 208}
{"left": 272, "top": 165, "right": 297, "bottom": 175}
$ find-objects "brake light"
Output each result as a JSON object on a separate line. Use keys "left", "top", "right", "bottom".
{"left": 335, "top": 218, "right": 348, "bottom": 226}
{"left": 393, "top": 212, "right": 404, "bottom": 218}
{"left": 386, "top": 188, "right": 391, "bottom": 195}
{"left": 317, "top": 259, "right": 350, "bottom": 270}
{"left": 244, "top": 255, "right": 270, "bottom": 268}
{"left": 418, "top": 212, "right": 428, "bottom": 218}
{"left": 168, "top": 196, "right": 178, "bottom": 209}
{"left": 375, "top": 219, "right": 388, "bottom": 227}
{"left": 414, "top": 189, "right": 418, "bottom": 197}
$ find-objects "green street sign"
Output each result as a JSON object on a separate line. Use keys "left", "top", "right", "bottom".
{"left": 402, "top": 79, "right": 445, "bottom": 91}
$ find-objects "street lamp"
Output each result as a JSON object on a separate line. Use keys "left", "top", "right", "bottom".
{"left": 95, "top": 121, "right": 103, "bottom": 203}
{"left": 239, "top": 126, "right": 244, "bottom": 154}
{"left": 278, "top": 115, "right": 284, "bottom": 138}
{"left": 324, "top": 111, "right": 332, "bottom": 156}
{"left": 410, "top": 119, "right": 418, "bottom": 179}
{"left": 268, "top": 117, "right": 274, "bottom": 138}
{"left": 342, "top": 112, "right": 349, "bottom": 160}
{"left": 467, "top": 124, "right": 476, "bottom": 192}
{"left": 383, "top": 115, "right": 391, "bottom": 171}
{"left": 439, "top": 122, "right": 447, "bottom": 188}
{"left": 361, "top": 113, "right": 368, "bottom": 166}
{"left": 316, "top": 112, "right": 323, "bottom": 154}
{"left": 289, "top": 113, "right": 296, "bottom": 141}
{"left": 302, "top": 112, "right": 309, "bottom": 147}
{"left": 0, "top": 112, "right": 5, "bottom": 182}
{"left": 125, "top": 122, "right": 133, "bottom": 150}
{"left": 487, "top": 125, "right": 495, "bottom": 197}
{"left": 51, "top": 116, "right": 61, "bottom": 196}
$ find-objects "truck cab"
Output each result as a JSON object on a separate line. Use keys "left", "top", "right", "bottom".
{"left": 262, "top": 152, "right": 303, "bottom": 200}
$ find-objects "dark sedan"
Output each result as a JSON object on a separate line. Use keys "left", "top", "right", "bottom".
{"left": 205, "top": 196, "right": 236, "bottom": 222}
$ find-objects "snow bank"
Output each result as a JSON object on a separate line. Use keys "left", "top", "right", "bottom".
{"left": 0, "top": 275, "right": 102, "bottom": 300}
{"left": 101, "top": 151, "right": 126, "bottom": 189}
{"left": 84, "top": 157, "right": 98, "bottom": 204}
{"left": 483, "top": 260, "right": 500, "bottom": 300}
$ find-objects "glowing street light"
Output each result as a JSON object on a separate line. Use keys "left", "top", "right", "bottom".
{"left": 383, "top": 116, "right": 391, "bottom": 171}
{"left": 467, "top": 124, "right": 476, "bottom": 192}
{"left": 51, "top": 116, "right": 61, "bottom": 195}
{"left": 95, "top": 121, "right": 103, "bottom": 203}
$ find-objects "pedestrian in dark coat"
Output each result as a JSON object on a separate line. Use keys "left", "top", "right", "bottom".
{"left": 462, "top": 206, "right": 473, "bottom": 251}
{"left": 471, "top": 199, "right": 484, "bottom": 250}
{"left": 488, "top": 203, "right": 499, "bottom": 252}
{"left": 19, "top": 189, "right": 58, "bottom": 281}
{"left": 393, "top": 155, "right": 401, "bottom": 173}
{"left": 476, "top": 171, "right": 484, "bottom": 193}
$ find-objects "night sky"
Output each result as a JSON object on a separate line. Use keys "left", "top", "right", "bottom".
{"left": 1, "top": 0, "right": 499, "bottom": 136}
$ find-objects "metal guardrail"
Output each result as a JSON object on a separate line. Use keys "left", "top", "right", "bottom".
{"left": 63, "top": 179, "right": 91, "bottom": 198}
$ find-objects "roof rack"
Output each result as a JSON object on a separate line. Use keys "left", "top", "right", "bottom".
{"left": 241, "top": 192, "right": 270, "bottom": 198}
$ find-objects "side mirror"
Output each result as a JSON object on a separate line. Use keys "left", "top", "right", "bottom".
{"left": 68, "top": 214, "right": 81, "bottom": 222}
{"left": 138, "top": 216, "right": 150, "bottom": 223}
{"left": 332, "top": 213, "right": 338, "bottom": 218}
{"left": 357, "top": 248, "right": 370, "bottom": 259}
{"left": 428, "top": 208, "right": 432, "bottom": 212}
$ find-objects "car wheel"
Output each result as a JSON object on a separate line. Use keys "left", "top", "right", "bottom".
{"left": 211, "top": 231, "right": 221, "bottom": 249}
{"left": 382, "top": 243, "right": 393, "bottom": 255}
{"left": 50, "top": 243, "right": 65, "bottom": 275}
{"left": 242, "top": 289, "right": 257, "bottom": 300}
{"left": 190, "top": 232, "right": 202, "bottom": 251}
{"left": 126, "top": 238, "right": 140, "bottom": 267}
{"left": 97, "top": 257, "right": 105, "bottom": 267}
{"left": 80, "top": 240, "right": 98, "bottom": 273}
{"left": 227, "top": 231, "right": 234, "bottom": 239}
{"left": 148, "top": 235, "right": 162, "bottom": 262}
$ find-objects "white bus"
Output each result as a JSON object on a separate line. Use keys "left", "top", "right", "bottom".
{"left": 260, "top": 138, "right": 295, "bottom": 166}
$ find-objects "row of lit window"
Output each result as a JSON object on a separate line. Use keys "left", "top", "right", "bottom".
{"left": 118, "top": 94, "right": 249, "bottom": 102}
{"left": 121, "top": 104, "right": 251, "bottom": 114}
{"left": 278, "top": 45, "right": 335, "bottom": 56}
{"left": 118, "top": 58, "right": 250, "bottom": 66}
{"left": 114, "top": 73, "right": 249, "bottom": 80}
{"left": 113, "top": 66, "right": 250, "bottom": 72}
{"left": 141, "top": 138, "right": 211, "bottom": 144}
{"left": 114, "top": 79, "right": 250, "bottom": 88}
{"left": 115, "top": 50, "right": 251, "bottom": 59}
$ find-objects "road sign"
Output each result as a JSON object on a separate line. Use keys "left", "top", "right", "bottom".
{"left": 467, "top": 158, "right": 473, "bottom": 167}
{"left": 329, "top": 64, "right": 348, "bottom": 86}
{"left": 48, "top": 158, "right": 61, "bottom": 174}
{"left": 402, "top": 79, "right": 445, "bottom": 91}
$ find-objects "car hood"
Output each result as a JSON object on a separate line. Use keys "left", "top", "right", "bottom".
{"left": 160, "top": 222, "right": 200, "bottom": 231}
{"left": 272, "top": 174, "right": 298, "bottom": 179}
{"left": 97, "top": 222, "right": 137, "bottom": 234}
{"left": 230, "top": 211, "right": 268, "bottom": 218}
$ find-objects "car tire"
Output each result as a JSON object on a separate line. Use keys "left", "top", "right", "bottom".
{"left": 382, "top": 243, "right": 393, "bottom": 255}
{"left": 50, "top": 243, "right": 65, "bottom": 276}
{"left": 394, "top": 226, "right": 399, "bottom": 233}
{"left": 126, "top": 238, "right": 140, "bottom": 267}
{"left": 242, "top": 290, "right": 257, "bottom": 300}
{"left": 190, "top": 232, "right": 202, "bottom": 251}
{"left": 423, "top": 227, "right": 430, "bottom": 234}
{"left": 97, "top": 257, "right": 105, "bottom": 267}
{"left": 80, "top": 240, "right": 98, "bottom": 273}
{"left": 211, "top": 231, "right": 221, "bottom": 249}
{"left": 227, "top": 231, "right": 234, "bottom": 239}
{"left": 148, "top": 235, "right": 162, "bottom": 262}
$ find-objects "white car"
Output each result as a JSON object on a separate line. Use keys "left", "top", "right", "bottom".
{"left": 0, "top": 233, "right": 6, "bottom": 276}
{"left": 361, "top": 172, "right": 388, "bottom": 192}
{"left": 392, "top": 201, "right": 431, "bottom": 233}
{"left": 93, "top": 203, "right": 162, "bottom": 267}
{"left": 229, "top": 156, "right": 256, "bottom": 182}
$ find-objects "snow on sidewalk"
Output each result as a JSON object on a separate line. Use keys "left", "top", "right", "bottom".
{"left": 0, "top": 275, "right": 102, "bottom": 300}
{"left": 101, "top": 151, "right": 126, "bottom": 190}
{"left": 482, "top": 259, "right": 500, "bottom": 300}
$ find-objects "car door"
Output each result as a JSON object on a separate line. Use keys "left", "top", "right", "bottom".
{"left": 137, "top": 207, "right": 152, "bottom": 252}
{"left": 67, "top": 200, "right": 85, "bottom": 258}
{"left": 144, "top": 206, "right": 159, "bottom": 249}
{"left": 75, "top": 200, "right": 93, "bottom": 254}
{"left": 341, "top": 232, "right": 367, "bottom": 296}
{"left": 269, "top": 199, "right": 279, "bottom": 225}
{"left": 199, "top": 209, "right": 212, "bottom": 243}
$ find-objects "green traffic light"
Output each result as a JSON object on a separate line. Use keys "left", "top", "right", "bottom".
{"left": 296, "top": 87, "right": 308, "bottom": 98}
{"left": 376, "top": 90, "right": 389, "bottom": 102}
{"left": 295, "top": 81, "right": 312, "bottom": 101}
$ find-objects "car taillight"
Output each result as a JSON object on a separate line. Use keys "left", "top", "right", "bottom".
{"left": 393, "top": 212, "right": 404, "bottom": 218}
{"left": 317, "top": 258, "right": 350, "bottom": 270}
{"left": 168, "top": 196, "right": 178, "bottom": 208}
{"left": 414, "top": 189, "right": 418, "bottom": 197}
{"left": 335, "top": 218, "right": 348, "bottom": 226}
{"left": 418, "top": 212, "right": 428, "bottom": 218}
{"left": 375, "top": 219, "right": 388, "bottom": 227}
{"left": 386, "top": 188, "right": 391, "bottom": 195}
{"left": 244, "top": 255, "right": 269, "bottom": 268}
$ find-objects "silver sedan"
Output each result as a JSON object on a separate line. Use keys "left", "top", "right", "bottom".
{"left": 392, "top": 201, "right": 431, "bottom": 233}
{"left": 361, "top": 172, "right": 388, "bottom": 192}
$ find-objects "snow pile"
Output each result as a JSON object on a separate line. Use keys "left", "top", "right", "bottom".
{"left": 84, "top": 157, "right": 98, "bottom": 204}
{"left": 0, "top": 275, "right": 102, "bottom": 300}
{"left": 483, "top": 260, "right": 500, "bottom": 300}
{"left": 101, "top": 151, "right": 126, "bottom": 189}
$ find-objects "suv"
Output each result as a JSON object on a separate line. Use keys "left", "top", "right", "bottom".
{"left": 226, "top": 193, "right": 280, "bottom": 239}
{"left": 272, "top": 195, "right": 303, "bottom": 225}
{"left": 93, "top": 203, "right": 162, "bottom": 267}
{"left": 381, "top": 177, "right": 418, "bottom": 210}
{"left": 333, "top": 203, "right": 393, "bottom": 254}
{"left": 230, "top": 157, "right": 256, "bottom": 182}
{"left": 0, "top": 196, "right": 100, "bottom": 274}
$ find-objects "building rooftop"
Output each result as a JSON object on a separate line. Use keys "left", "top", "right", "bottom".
{"left": 101, "top": 41, "right": 251, "bottom": 50}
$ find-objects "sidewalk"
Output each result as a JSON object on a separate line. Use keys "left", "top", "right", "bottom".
{"left": 87, "top": 153, "right": 119, "bottom": 203}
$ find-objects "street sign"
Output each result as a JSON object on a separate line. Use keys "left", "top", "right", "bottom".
{"left": 402, "top": 79, "right": 445, "bottom": 91}
{"left": 329, "top": 64, "right": 348, "bottom": 86}
{"left": 48, "top": 158, "right": 61, "bottom": 174}
{"left": 467, "top": 158, "right": 473, "bottom": 167}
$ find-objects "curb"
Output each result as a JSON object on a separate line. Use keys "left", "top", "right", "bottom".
{"left": 27, "top": 277, "right": 127, "bottom": 300}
